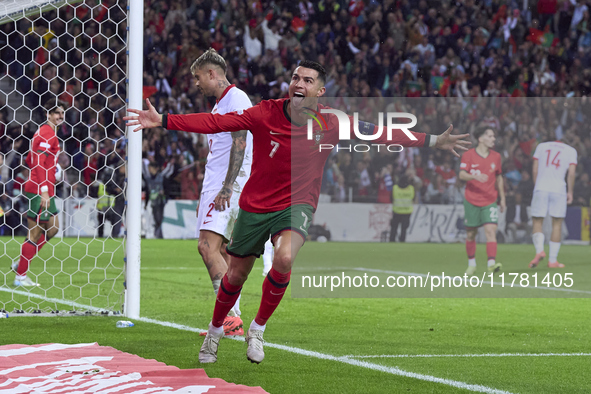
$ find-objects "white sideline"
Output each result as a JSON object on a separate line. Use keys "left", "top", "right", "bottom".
{"left": 3, "top": 287, "right": 579, "bottom": 394}
{"left": 0, "top": 287, "right": 105, "bottom": 311}
{"left": 345, "top": 353, "right": 591, "bottom": 359}
{"left": 5, "top": 282, "right": 586, "bottom": 393}
{"left": 136, "top": 317, "right": 513, "bottom": 394}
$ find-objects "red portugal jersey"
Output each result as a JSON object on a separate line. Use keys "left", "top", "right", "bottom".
{"left": 460, "top": 148, "right": 502, "bottom": 207}
{"left": 165, "top": 98, "right": 431, "bottom": 213}
{"left": 24, "top": 124, "right": 60, "bottom": 196}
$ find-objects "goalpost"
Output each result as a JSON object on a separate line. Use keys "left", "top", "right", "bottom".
{"left": 0, "top": 0, "right": 142, "bottom": 317}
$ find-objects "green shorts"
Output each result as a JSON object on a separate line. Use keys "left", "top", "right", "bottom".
{"left": 463, "top": 201, "right": 498, "bottom": 228}
{"left": 26, "top": 192, "right": 58, "bottom": 223}
{"left": 226, "top": 204, "right": 314, "bottom": 258}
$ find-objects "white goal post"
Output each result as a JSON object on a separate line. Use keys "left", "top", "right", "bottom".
{"left": 0, "top": 0, "right": 142, "bottom": 317}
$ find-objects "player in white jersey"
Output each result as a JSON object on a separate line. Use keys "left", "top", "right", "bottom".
{"left": 529, "top": 140, "right": 577, "bottom": 269}
{"left": 191, "top": 49, "right": 253, "bottom": 335}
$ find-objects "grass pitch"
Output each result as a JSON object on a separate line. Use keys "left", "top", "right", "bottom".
{"left": 1, "top": 239, "right": 590, "bottom": 393}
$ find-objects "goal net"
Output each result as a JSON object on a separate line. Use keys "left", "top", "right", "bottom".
{"left": 0, "top": 0, "right": 128, "bottom": 315}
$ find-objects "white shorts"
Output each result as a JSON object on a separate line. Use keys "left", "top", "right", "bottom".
{"left": 195, "top": 189, "right": 241, "bottom": 241}
{"left": 530, "top": 190, "right": 567, "bottom": 218}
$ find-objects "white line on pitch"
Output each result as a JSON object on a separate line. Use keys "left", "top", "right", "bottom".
{"left": 345, "top": 353, "right": 591, "bottom": 359}
{"left": 136, "top": 316, "right": 513, "bottom": 394}
{"left": 0, "top": 289, "right": 515, "bottom": 393}
{"left": 0, "top": 287, "right": 108, "bottom": 312}
{"left": 140, "top": 267, "right": 196, "bottom": 270}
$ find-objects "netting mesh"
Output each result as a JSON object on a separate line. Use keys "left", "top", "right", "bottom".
{"left": 0, "top": 0, "right": 127, "bottom": 313}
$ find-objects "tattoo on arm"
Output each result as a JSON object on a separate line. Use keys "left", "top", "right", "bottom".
{"left": 221, "top": 130, "right": 247, "bottom": 196}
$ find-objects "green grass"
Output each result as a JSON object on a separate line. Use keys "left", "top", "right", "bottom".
{"left": 1, "top": 237, "right": 125, "bottom": 311}
{"left": 1, "top": 239, "right": 590, "bottom": 393}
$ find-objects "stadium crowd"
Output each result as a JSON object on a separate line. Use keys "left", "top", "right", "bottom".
{"left": 139, "top": 0, "right": 591, "bottom": 208}
{"left": 1, "top": 0, "right": 591, "bottom": 237}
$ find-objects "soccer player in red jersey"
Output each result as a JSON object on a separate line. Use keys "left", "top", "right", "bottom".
{"left": 12, "top": 99, "right": 64, "bottom": 287}
{"left": 459, "top": 127, "right": 506, "bottom": 275}
{"left": 125, "top": 60, "right": 470, "bottom": 364}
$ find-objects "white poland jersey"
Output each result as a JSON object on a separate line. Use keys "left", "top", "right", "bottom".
{"left": 533, "top": 141, "right": 577, "bottom": 194}
{"left": 201, "top": 85, "right": 254, "bottom": 193}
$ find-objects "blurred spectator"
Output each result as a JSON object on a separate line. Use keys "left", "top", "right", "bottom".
{"left": 176, "top": 162, "right": 202, "bottom": 200}
{"left": 573, "top": 172, "right": 591, "bottom": 206}
{"left": 376, "top": 164, "right": 394, "bottom": 204}
{"left": 143, "top": 160, "right": 175, "bottom": 238}
{"left": 1, "top": 0, "right": 590, "bottom": 214}
{"left": 390, "top": 174, "right": 415, "bottom": 242}
{"left": 505, "top": 192, "right": 531, "bottom": 244}
{"left": 425, "top": 172, "right": 445, "bottom": 204}
{"left": 353, "top": 160, "right": 372, "bottom": 202}
{"left": 106, "top": 164, "right": 126, "bottom": 238}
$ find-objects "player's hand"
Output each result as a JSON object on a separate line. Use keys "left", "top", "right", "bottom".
{"left": 474, "top": 173, "right": 488, "bottom": 183}
{"left": 434, "top": 124, "right": 470, "bottom": 158}
{"left": 123, "top": 98, "right": 163, "bottom": 132}
{"left": 41, "top": 192, "right": 50, "bottom": 209}
{"left": 499, "top": 199, "right": 506, "bottom": 213}
{"left": 567, "top": 192, "right": 573, "bottom": 205}
{"left": 214, "top": 187, "right": 233, "bottom": 211}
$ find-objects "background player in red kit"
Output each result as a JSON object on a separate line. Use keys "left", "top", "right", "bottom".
{"left": 12, "top": 98, "right": 64, "bottom": 287}
{"left": 459, "top": 127, "right": 505, "bottom": 275}
{"left": 125, "top": 60, "right": 470, "bottom": 364}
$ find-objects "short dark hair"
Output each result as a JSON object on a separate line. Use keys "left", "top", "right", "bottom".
{"left": 297, "top": 60, "right": 326, "bottom": 85}
{"left": 44, "top": 98, "right": 67, "bottom": 113}
{"left": 474, "top": 127, "right": 492, "bottom": 141}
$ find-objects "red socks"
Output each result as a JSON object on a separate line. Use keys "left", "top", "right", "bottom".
{"left": 212, "top": 274, "right": 242, "bottom": 328}
{"left": 466, "top": 240, "right": 476, "bottom": 259}
{"left": 211, "top": 268, "right": 291, "bottom": 328}
{"left": 16, "top": 235, "right": 46, "bottom": 276}
{"left": 254, "top": 268, "right": 291, "bottom": 326}
{"left": 465, "top": 241, "right": 497, "bottom": 260}
{"left": 486, "top": 242, "right": 497, "bottom": 261}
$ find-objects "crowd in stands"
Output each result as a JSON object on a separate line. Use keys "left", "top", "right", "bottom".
{"left": 140, "top": 0, "right": 591, "bottom": 209}
{"left": 320, "top": 97, "right": 591, "bottom": 210}
{"left": 1, "top": 0, "right": 590, "bottom": 229}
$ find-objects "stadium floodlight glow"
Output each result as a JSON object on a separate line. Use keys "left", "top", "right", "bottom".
{"left": 0, "top": 0, "right": 142, "bottom": 317}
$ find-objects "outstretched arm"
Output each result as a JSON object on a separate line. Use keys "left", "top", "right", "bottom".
{"left": 362, "top": 121, "right": 470, "bottom": 156}
{"left": 124, "top": 99, "right": 163, "bottom": 132}
{"left": 432, "top": 125, "right": 471, "bottom": 157}
{"left": 214, "top": 130, "right": 248, "bottom": 211}
{"left": 124, "top": 98, "right": 256, "bottom": 134}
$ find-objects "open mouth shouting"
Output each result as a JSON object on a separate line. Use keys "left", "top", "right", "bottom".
{"left": 292, "top": 91, "right": 305, "bottom": 107}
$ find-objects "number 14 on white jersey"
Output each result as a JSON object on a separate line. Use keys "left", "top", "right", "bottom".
{"left": 533, "top": 141, "right": 577, "bottom": 194}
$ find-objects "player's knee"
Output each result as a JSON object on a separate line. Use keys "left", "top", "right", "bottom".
{"left": 272, "top": 252, "right": 292, "bottom": 273}
{"left": 485, "top": 228, "right": 496, "bottom": 241}
{"left": 29, "top": 232, "right": 42, "bottom": 244}
{"left": 197, "top": 239, "right": 212, "bottom": 259}
{"left": 226, "top": 265, "right": 248, "bottom": 286}
{"left": 47, "top": 227, "right": 58, "bottom": 240}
